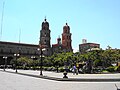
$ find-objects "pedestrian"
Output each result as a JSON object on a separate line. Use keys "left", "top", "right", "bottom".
{"left": 73, "top": 65, "right": 77, "bottom": 75}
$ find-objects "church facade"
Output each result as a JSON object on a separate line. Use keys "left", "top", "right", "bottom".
{"left": 39, "top": 18, "right": 73, "bottom": 56}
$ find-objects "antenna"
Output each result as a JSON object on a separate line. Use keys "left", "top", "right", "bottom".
{"left": 0, "top": 1, "right": 5, "bottom": 40}
{"left": 66, "top": 20, "right": 67, "bottom": 25}
{"left": 44, "top": 16, "right": 46, "bottom": 21}
{"left": 19, "top": 28, "right": 21, "bottom": 43}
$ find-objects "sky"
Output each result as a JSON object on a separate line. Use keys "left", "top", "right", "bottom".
{"left": 0, "top": 0, "right": 120, "bottom": 52}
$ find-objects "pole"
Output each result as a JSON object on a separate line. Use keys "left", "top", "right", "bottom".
{"left": 40, "top": 49, "right": 43, "bottom": 75}
{"left": 19, "top": 28, "right": 21, "bottom": 43}
{"left": 15, "top": 56, "right": 17, "bottom": 73}
{"left": 4, "top": 58, "right": 5, "bottom": 71}
{"left": 3, "top": 56, "right": 7, "bottom": 71}
{"left": 3, "top": 58, "right": 5, "bottom": 71}
{"left": 0, "top": 1, "right": 5, "bottom": 40}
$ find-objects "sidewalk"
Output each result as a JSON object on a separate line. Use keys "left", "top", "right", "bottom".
{"left": 0, "top": 69, "right": 120, "bottom": 82}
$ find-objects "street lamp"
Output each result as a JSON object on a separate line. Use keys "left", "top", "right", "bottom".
{"left": 3, "top": 56, "right": 7, "bottom": 71}
{"left": 14, "top": 53, "right": 20, "bottom": 73}
{"left": 31, "top": 56, "right": 35, "bottom": 59}
{"left": 37, "top": 48, "right": 45, "bottom": 75}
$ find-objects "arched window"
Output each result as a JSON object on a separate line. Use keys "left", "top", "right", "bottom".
{"left": 34, "top": 51, "right": 36, "bottom": 55}
{"left": 19, "top": 50, "right": 21, "bottom": 54}
{"left": 27, "top": 51, "right": 29, "bottom": 54}
{"left": 10, "top": 49, "right": 12, "bottom": 53}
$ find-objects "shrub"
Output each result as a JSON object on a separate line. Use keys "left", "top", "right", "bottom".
{"left": 102, "top": 70, "right": 109, "bottom": 73}
{"left": 107, "top": 66, "right": 115, "bottom": 72}
{"left": 93, "top": 59, "right": 102, "bottom": 67}
{"left": 58, "top": 67, "right": 64, "bottom": 72}
{"left": 114, "top": 66, "right": 120, "bottom": 72}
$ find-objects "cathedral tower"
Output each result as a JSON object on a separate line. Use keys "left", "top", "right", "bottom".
{"left": 39, "top": 18, "right": 51, "bottom": 56}
{"left": 62, "top": 23, "right": 73, "bottom": 52}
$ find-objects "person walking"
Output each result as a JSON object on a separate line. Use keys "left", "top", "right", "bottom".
{"left": 73, "top": 65, "right": 77, "bottom": 75}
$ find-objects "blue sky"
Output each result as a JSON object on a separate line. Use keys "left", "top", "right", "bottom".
{"left": 0, "top": 0, "right": 120, "bottom": 52}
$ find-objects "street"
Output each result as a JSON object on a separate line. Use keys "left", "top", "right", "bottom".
{"left": 0, "top": 71, "right": 120, "bottom": 90}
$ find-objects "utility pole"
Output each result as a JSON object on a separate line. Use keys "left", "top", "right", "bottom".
{"left": 0, "top": 1, "right": 5, "bottom": 40}
{"left": 19, "top": 28, "right": 21, "bottom": 43}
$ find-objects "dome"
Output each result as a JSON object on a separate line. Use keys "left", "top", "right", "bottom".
{"left": 63, "top": 23, "right": 70, "bottom": 33}
{"left": 42, "top": 18, "right": 49, "bottom": 25}
{"left": 42, "top": 18, "right": 49, "bottom": 30}
{"left": 57, "top": 36, "right": 61, "bottom": 44}
{"left": 63, "top": 23, "right": 70, "bottom": 30}
{"left": 57, "top": 37, "right": 61, "bottom": 41}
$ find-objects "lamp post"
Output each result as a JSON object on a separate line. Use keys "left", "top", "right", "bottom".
{"left": 14, "top": 53, "right": 20, "bottom": 73}
{"left": 3, "top": 56, "right": 7, "bottom": 71}
{"left": 63, "top": 62, "right": 68, "bottom": 78}
{"left": 37, "top": 48, "right": 45, "bottom": 76}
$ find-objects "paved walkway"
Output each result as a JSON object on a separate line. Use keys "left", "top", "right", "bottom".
{"left": 0, "top": 69, "right": 120, "bottom": 82}
{"left": 0, "top": 71, "right": 120, "bottom": 90}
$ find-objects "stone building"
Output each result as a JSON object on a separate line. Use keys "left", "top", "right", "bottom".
{"left": 79, "top": 42, "right": 100, "bottom": 54}
{"left": 0, "top": 41, "right": 39, "bottom": 65}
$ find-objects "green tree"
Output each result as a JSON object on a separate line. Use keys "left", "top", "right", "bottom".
{"left": 17, "top": 57, "right": 33, "bottom": 69}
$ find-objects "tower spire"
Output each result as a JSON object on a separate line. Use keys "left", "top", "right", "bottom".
{"left": 40, "top": 17, "right": 51, "bottom": 56}
{"left": 62, "top": 22, "right": 72, "bottom": 52}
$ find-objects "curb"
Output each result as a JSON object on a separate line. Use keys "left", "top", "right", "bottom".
{"left": 1, "top": 70, "right": 120, "bottom": 82}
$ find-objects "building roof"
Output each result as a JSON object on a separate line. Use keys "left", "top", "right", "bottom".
{"left": 0, "top": 41, "right": 39, "bottom": 47}
{"left": 52, "top": 44, "right": 59, "bottom": 47}
{"left": 80, "top": 43, "right": 100, "bottom": 46}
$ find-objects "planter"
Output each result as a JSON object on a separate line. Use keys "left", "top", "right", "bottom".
{"left": 63, "top": 71, "right": 68, "bottom": 78}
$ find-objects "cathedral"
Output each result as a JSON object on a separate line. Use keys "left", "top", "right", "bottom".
{"left": 39, "top": 18, "right": 73, "bottom": 56}
{"left": 0, "top": 18, "right": 73, "bottom": 64}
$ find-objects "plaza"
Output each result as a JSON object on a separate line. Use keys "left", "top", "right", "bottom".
{"left": 0, "top": 1, "right": 120, "bottom": 90}
{"left": 0, "top": 69, "right": 120, "bottom": 90}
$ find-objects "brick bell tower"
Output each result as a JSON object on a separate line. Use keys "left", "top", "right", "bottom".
{"left": 62, "top": 23, "right": 73, "bottom": 52}
{"left": 39, "top": 18, "right": 51, "bottom": 56}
